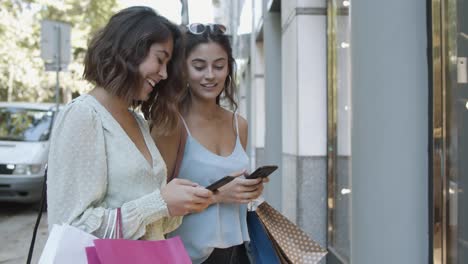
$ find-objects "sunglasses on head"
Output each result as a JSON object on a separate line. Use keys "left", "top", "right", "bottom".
{"left": 186, "top": 23, "right": 227, "bottom": 35}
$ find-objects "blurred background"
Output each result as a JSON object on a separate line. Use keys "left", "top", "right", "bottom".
{"left": 0, "top": 0, "right": 214, "bottom": 103}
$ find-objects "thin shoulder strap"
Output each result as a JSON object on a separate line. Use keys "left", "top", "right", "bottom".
{"left": 234, "top": 111, "right": 239, "bottom": 136}
{"left": 178, "top": 114, "right": 192, "bottom": 137}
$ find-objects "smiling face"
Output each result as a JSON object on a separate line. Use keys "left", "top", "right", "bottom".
{"left": 136, "top": 38, "right": 174, "bottom": 101}
{"left": 186, "top": 41, "right": 229, "bottom": 102}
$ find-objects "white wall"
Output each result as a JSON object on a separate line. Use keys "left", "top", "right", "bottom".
{"left": 297, "top": 15, "right": 327, "bottom": 157}
{"left": 281, "top": 0, "right": 296, "bottom": 25}
{"left": 253, "top": 0, "right": 263, "bottom": 30}
{"left": 282, "top": 16, "right": 298, "bottom": 155}
{"left": 254, "top": 43, "right": 265, "bottom": 149}
{"left": 297, "top": 0, "right": 326, "bottom": 8}
{"left": 280, "top": 0, "right": 328, "bottom": 226}
{"left": 281, "top": 0, "right": 327, "bottom": 158}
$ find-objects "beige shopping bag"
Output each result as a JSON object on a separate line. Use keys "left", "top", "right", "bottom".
{"left": 255, "top": 202, "right": 327, "bottom": 264}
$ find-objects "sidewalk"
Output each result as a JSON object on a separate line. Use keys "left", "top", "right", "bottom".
{"left": 0, "top": 204, "right": 47, "bottom": 264}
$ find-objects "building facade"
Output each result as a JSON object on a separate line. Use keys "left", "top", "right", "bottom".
{"left": 215, "top": 0, "right": 467, "bottom": 263}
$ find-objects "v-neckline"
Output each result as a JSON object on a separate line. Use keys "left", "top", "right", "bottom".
{"left": 181, "top": 112, "right": 240, "bottom": 159}
{"left": 188, "top": 134, "right": 239, "bottom": 159}
{"left": 86, "top": 94, "right": 155, "bottom": 168}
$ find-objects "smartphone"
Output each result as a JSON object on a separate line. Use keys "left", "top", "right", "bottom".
{"left": 245, "top": 165, "right": 278, "bottom": 179}
{"left": 206, "top": 176, "right": 235, "bottom": 191}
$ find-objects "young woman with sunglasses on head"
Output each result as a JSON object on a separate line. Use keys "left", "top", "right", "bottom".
{"left": 46, "top": 7, "right": 214, "bottom": 241}
{"left": 152, "top": 23, "right": 267, "bottom": 264}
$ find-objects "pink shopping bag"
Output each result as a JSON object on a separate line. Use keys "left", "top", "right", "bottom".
{"left": 86, "top": 236, "right": 191, "bottom": 264}
{"left": 85, "top": 208, "right": 191, "bottom": 264}
{"left": 85, "top": 247, "right": 100, "bottom": 264}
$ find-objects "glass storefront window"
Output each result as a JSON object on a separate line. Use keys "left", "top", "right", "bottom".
{"left": 432, "top": 0, "right": 468, "bottom": 263}
{"left": 327, "top": 0, "right": 351, "bottom": 263}
{"left": 445, "top": 0, "right": 468, "bottom": 262}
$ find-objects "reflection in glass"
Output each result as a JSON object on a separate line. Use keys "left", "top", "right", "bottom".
{"left": 436, "top": 0, "right": 468, "bottom": 263}
{"left": 446, "top": 0, "right": 468, "bottom": 261}
{"left": 0, "top": 107, "right": 53, "bottom": 142}
{"left": 327, "top": 0, "right": 351, "bottom": 263}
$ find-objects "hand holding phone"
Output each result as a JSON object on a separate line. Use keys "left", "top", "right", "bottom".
{"left": 205, "top": 166, "right": 277, "bottom": 202}
{"left": 162, "top": 178, "right": 214, "bottom": 216}
{"left": 245, "top": 165, "right": 278, "bottom": 179}
{"left": 205, "top": 176, "right": 236, "bottom": 191}
{"left": 211, "top": 169, "right": 271, "bottom": 204}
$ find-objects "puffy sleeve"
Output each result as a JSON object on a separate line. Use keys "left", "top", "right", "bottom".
{"left": 162, "top": 216, "right": 183, "bottom": 234}
{"left": 46, "top": 101, "right": 170, "bottom": 239}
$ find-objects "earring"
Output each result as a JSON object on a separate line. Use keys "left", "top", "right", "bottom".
{"left": 186, "top": 83, "right": 192, "bottom": 95}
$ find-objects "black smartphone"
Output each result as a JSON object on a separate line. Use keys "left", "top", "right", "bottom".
{"left": 206, "top": 176, "right": 235, "bottom": 191}
{"left": 245, "top": 165, "right": 278, "bottom": 179}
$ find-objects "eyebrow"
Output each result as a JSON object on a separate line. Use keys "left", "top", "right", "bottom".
{"left": 156, "top": 50, "right": 170, "bottom": 58}
{"left": 191, "top": 58, "right": 227, "bottom": 63}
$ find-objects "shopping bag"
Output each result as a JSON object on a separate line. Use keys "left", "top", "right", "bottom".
{"left": 85, "top": 247, "right": 101, "bottom": 264}
{"left": 86, "top": 236, "right": 191, "bottom": 264}
{"left": 256, "top": 202, "right": 327, "bottom": 264}
{"left": 38, "top": 224, "right": 98, "bottom": 264}
{"left": 86, "top": 208, "right": 192, "bottom": 264}
{"left": 247, "top": 211, "right": 281, "bottom": 264}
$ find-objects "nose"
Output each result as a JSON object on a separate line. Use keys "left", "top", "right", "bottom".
{"left": 159, "top": 63, "right": 168, "bottom": 80}
{"left": 205, "top": 67, "right": 215, "bottom": 79}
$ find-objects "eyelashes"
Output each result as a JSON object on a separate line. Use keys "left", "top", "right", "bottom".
{"left": 192, "top": 65, "right": 225, "bottom": 71}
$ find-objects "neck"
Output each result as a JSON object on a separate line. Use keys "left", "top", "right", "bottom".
{"left": 187, "top": 96, "right": 220, "bottom": 120}
{"left": 89, "top": 87, "right": 130, "bottom": 114}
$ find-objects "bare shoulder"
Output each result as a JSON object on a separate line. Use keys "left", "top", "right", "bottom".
{"left": 234, "top": 112, "right": 248, "bottom": 150}
{"left": 219, "top": 109, "right": 248, "bottom": 130}
{"left": 235, "top": 114, "right": 248, "bottom": 129}
{"left": 150, "top": 120, "right": 183, "bottom": 177}
{"left": 151, "top": 119, "right": 183, "bottom": 141}
{"left": 152, "top": 122, "right": 184, "bottom": 154}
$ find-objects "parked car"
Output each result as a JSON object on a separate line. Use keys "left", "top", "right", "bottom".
{"left": 0, "top": 102, "right": 59, "bottom": 203}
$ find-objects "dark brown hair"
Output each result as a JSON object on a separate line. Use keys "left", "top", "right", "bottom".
{"left": 182, "top": 26, "right": 238, "bottom": 112}
{"left": 83, "top": 6, "right": 185, "bottom": 134}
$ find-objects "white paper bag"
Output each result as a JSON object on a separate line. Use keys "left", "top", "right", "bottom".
{"left": 38, "top": 224, "right": 98, "bottom": 264}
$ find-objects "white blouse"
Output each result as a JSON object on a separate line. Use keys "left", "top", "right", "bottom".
{"left": 46, "top": 94, "right": 181, "bottom": 240}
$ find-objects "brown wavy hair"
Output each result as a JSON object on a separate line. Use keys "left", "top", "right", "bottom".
{"left": 83, "top": 6, "right": 185, "bottom": 134}
{"left": 181, "top": 26, "right": 238, "bottom": 112}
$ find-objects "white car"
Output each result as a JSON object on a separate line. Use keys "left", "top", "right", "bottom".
{"left": 0, "top": 102, "right": 59, "bottom": 203}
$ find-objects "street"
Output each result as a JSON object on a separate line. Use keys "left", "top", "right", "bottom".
{"left": 0, "top": 203, "right": 48, "bottom": 264}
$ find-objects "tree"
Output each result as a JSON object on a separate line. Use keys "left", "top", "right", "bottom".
{"left": 0, "top": 0, "right": 118, "bottom": 102}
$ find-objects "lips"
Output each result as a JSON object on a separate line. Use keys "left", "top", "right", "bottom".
{"left": 146, "top": 78, "right": 158, "bottom": 88}
{"left": 201, "top": 83, "right": 217, "bottom": 88}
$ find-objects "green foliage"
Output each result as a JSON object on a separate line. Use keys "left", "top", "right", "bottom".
{"left": 0, "top": 0, "right": 118, "bottom": 102}
{"left": 2, "top": 0, "right": 37, "bottom": 16}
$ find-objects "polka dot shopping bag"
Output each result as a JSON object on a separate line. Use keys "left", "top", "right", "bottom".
{"left": 255, "top": 202, "right": 327, "bottom": 264}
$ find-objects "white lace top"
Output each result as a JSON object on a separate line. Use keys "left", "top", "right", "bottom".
{"left": 46, "top": 94, "right": 181, "bottom": 240}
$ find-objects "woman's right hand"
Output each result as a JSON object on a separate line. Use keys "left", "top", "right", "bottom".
{"left": 161, "top": 178, "right": 214, "bottom": 216}
{"left": 214, "top": 171, "right": 264, "bottom": 204}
